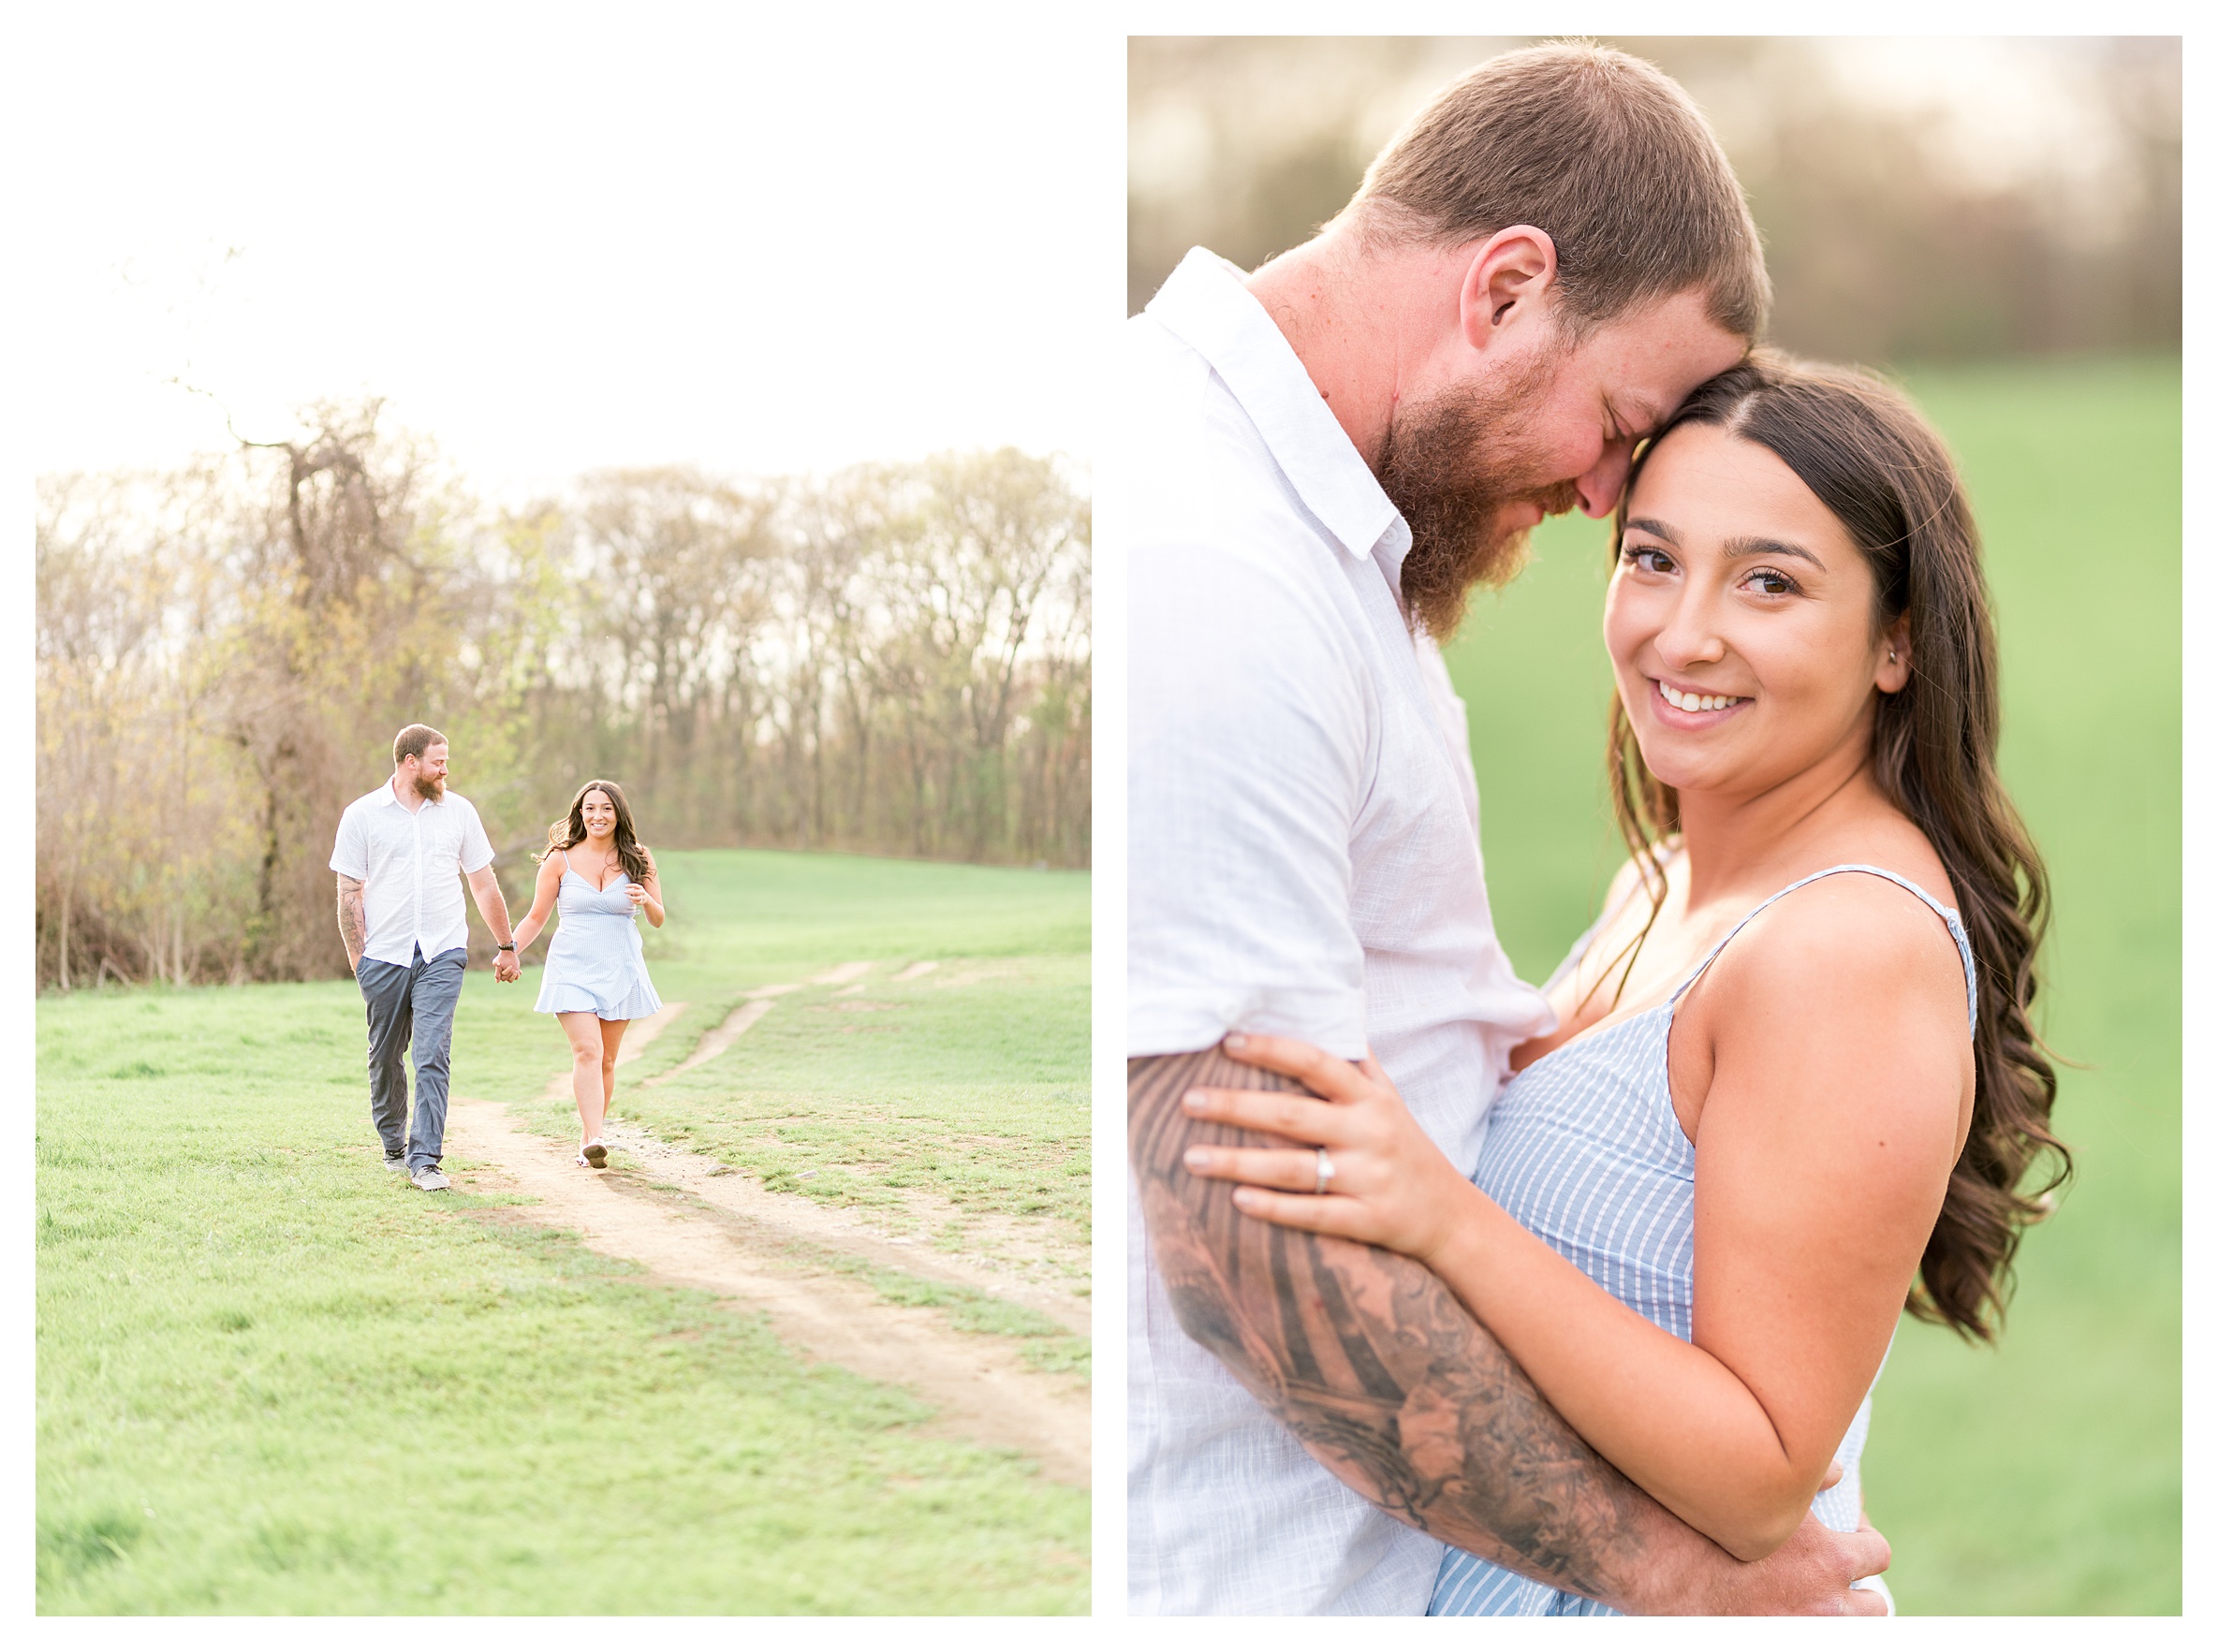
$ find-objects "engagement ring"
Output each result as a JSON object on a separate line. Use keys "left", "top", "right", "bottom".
{"left": 1314, "top": 1148, "right": 1335, "bottom": 1195}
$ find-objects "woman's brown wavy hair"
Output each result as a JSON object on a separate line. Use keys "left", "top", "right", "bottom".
{"left": 538, "top": 779, "right": 654, "bottom": 885}
{"left": 1602, "top": 351, "right": 2069, "bottom": 1340}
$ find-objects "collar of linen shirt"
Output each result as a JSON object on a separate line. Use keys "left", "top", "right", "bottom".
{"left": 375, "top": 777, "right": 440, "bottom": 812}
{"left": 1148, "top": 247, "right": 1416, "bottom": 605}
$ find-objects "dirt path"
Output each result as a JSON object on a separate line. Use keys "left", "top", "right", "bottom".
{"left": 612, "top": 1001, "right": 691, "bottom": 1064}
{"left": 629, "top": 980, "right": 1087, "bottom": 1323}
{"left": 443, "top": 999, "right": 1089, "bottom": 1486}
{"left": 640, "top": 1001, "right": 771, "bottom": 1086}
{"left": 591, "top": 1111, "right": 1089, "bottom": 1333}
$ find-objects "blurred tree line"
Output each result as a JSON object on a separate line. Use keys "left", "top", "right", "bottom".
{"left": 36, "top": 403, "right": 1090, "bottom": 988}
{"left": 1129, "top": 36, "right": 2181, "bottom": 363}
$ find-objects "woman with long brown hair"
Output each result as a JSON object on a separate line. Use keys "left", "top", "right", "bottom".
{"left": 510, "top": 779, "right": 666, "bottom": 1169}
{"left": 1176, "top": 354, "right": 2068, "bottom": 1613}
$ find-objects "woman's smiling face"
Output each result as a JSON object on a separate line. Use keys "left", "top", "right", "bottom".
{"left": 580, "top": 790, "right": 618, "bottom": 840}
{"left": 1604, "top": 420, "right": 1911, "bottom": 802}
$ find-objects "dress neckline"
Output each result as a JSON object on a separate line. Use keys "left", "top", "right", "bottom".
{"left": 561, "top": 848, "right": 627, "bottom": 893}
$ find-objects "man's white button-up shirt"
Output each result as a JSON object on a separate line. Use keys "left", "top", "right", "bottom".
{"left": 1126, "top": 247, "right": 1554, "bottom": 1614}
{"left": 329, "top": 783, "right": 496, "bottom": 967}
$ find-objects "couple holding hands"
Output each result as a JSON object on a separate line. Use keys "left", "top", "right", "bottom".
{"left": 330, "top": 725, "right": 666, "bottom": 1190}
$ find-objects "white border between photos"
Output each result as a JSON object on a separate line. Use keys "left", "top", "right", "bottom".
{"left": 1093, "top": 7, "right": 1135, "bottom": 1624}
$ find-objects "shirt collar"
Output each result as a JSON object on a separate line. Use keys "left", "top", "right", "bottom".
{"left": 375, "top": 780, "right": 444, "bottom": 809}
{"left": 1145, "top": 246, "right": 1408, "bottom": 581}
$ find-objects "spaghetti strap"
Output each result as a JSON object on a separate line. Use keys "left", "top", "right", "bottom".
{"left": 1667, "top": 863, "right": 1978, "bottom": 1031}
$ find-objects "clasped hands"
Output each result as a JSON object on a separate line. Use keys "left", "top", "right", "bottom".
{"left": 493, "top": 949, "right": 522, "bottom": 984}
{"left": 1178, "top": 1031, "right": 1471, "bottom": 1264}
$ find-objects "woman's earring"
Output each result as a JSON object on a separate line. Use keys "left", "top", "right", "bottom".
{"left": 1888, "top": 650, "right": 1898, "bottom": 662}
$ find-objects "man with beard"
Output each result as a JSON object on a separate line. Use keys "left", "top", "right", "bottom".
{"left": 331, "top": 724, "right": 521, "bottom": 1192}
{"left": 1126, "top": 44, "right": 1890, "bottom": 1613}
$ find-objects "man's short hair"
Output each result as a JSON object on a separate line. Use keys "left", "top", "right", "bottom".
{"left": 393, "top": 724, "right": 447, "bottom": 766}
{"left": 1350, "top": 41, "right": 1770, "bottom": 342}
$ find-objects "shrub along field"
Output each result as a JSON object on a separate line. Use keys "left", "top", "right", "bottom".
{"left": 36, "top": 852, "right": 1090, "bottom": 1614}
{"left": 1443, "top": 356, "right": 2181, "bottom": 1614}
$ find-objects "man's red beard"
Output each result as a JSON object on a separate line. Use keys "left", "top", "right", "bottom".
{"left": 413, "top": 773, "right": 446, "bottom": 802}
{"left": 1374, "top": 355, "right": 1581, "bottom": 641}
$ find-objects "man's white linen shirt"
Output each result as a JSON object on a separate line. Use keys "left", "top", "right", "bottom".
{"left": 1126, "top": 247, "right": 1554, "bottom": 1615}
{"left": 329, "top": 784, "right": 496, "bottom": 967}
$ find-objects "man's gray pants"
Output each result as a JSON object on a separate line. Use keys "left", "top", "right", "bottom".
{"left": 357, "top": 944, "right": 467, "bottom": 1171}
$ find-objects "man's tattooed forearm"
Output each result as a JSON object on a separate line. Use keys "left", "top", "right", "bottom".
{"left": 336, "top": 875, "right": 365, "bottom": 956}
{"left": 1129, "top": 1047, "right": 1678, "bottom": 1608}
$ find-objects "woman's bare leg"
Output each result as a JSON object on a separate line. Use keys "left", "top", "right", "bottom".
{"left": 596, "top": 1019, "right": 629, "bottom": 1135}
{"left": 557, "top": 1011, "right": 607, "bottom": 1148}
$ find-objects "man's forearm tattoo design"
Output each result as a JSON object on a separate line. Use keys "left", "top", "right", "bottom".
{"left": 336, "top": 876, "right": 366, "bottom": 957}
{"left": 1128, "top": 1046, "right": 1680, "bottom": 1608}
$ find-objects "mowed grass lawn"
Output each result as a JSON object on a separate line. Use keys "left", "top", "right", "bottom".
{"left": 1444, "top": 355, "right": 2180, "bottom": 1614}
{"left": 37, "top": 852, "right": 1090, "bottom": 1614}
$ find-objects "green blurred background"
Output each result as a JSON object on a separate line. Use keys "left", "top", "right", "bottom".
{"left": 1131, "top": 37, "right": 2181, "bottom": 1615}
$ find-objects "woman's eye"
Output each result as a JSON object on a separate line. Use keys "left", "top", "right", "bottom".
{"left": 1743, "top": 568, "right": 1799, "bottom": 597}
{"left": 1623, "top": 545, "right": 1675, "bottom": 575}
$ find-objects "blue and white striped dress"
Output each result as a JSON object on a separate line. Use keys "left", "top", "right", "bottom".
{"left": 532, "top": 852, "right": 664, "bottom": 1022}
{"left": 1430, "top": 863, "right": 1976, "bottom": 1616}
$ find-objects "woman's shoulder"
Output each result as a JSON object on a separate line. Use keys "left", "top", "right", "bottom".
{"left": 1684, "top": 859, "right": 1976, "bottom": 1205}
{"left": 1706, "top": 861, "right": 1969, "bottom": 1034}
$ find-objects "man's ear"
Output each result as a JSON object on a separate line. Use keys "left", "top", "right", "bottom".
{"left": 1459, "top": 225, "right": 1560, "bottom": 352}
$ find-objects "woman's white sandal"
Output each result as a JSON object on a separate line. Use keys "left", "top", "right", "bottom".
{"left": 583, "top": 1141, "right": 609, "bottom": 1169}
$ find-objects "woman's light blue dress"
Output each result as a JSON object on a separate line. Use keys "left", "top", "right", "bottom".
{"left": 532, "top": 852, "right": 664, "bottom": 1022}
{"left": 1429, "top": 864, "right": 1975, "bottom": 1616}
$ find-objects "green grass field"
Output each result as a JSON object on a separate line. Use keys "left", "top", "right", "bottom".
{"left": 454, "top": 851, "right": 1091, "bottom": 1261}
{"left": 1444, "top": 355, "right": 2181, "bottom": 1614}
{"left": 37, "top": 852, "right": 1091, "bottom": 1614}
{"left": 636, "top": 853, "right": 1086, "bottom": 1253}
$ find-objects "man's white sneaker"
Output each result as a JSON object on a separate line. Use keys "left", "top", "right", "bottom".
{"left": 409, "top": 1165, "right": 452, "bottom": 1192}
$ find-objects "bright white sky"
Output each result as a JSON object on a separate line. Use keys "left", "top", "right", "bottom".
{"left": 14, "top": 6, "right": 1118, "bottom": 500}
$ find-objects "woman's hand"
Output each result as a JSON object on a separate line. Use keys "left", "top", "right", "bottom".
{"left": 628, "top": 879, "right": 664, "bottom": 927}
{"left": 1179, "top": 1031, "right": 1476, "bottom": 1265}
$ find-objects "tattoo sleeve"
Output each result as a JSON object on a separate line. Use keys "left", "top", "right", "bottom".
{"left": 336, "top": 875, "right": 365, "bottom": 962}
{"left": 1130, "top": 1045, "right": 1721, "bottom": 1613}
